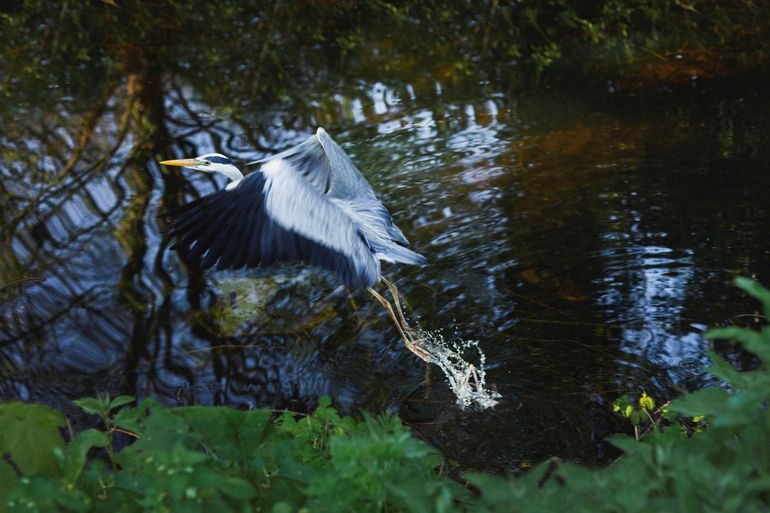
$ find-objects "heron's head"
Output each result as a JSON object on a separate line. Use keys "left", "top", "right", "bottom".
{"left": 159, "top": 153, "right": 244, "bottom": 182}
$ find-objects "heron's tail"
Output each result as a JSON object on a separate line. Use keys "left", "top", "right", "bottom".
{"left": 375, "top": 244, "right": 427, "bottom": 266}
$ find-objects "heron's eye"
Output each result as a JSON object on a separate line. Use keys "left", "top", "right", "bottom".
{"left": 204, "top": 161, "right": 212, "bottom": 166}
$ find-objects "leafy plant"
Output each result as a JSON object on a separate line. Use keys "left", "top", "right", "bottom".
{"left": 612, "top": 391, "right": 658, "bottom": 438}
{"left": 0, "top": 395, "right": 464, "bottom": 512}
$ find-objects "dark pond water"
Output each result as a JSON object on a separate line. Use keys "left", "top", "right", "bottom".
{"left": 2, "top": 36, "right": 770, "bottom": 471}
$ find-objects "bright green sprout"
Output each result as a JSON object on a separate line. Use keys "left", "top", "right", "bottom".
{"left": 639, "top": 392, "right": 655, "bottom": 411}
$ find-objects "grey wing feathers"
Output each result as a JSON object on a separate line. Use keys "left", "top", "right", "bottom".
{"left": 248, "top": 131, "right": 333, "bottom": 194}
{"left": 252, "top": 128, "right": 418, "bottom": 252}
{"left": 315, "top": 127, "right": 381, "bottom": 200}
{"left": 166, "top": 167, "right": 381, "bottom": 288}
{"left": 315, "top": 129, "right": 418, "bottom": 248}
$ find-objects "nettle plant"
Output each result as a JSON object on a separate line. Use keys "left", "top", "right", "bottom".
{"left": 0, "top": 394, "right": 468, "bottom": 512}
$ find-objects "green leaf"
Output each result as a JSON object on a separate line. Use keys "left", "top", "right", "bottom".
{"left": 218, "top": 476, "right": 257, "bottom": 500}
{"left": 669, "top": 387, "right": 730, "bottom": 417}
{"left": 744, "top": 476, "right": 770, "bottom": 494}
{"left": 271, "top": 502, "right": 293, "bottom": 513}
{"left": 237, "top": 409, "right": 272, "bottom": 456}
{"left": 706, "top": 350, "right": 753, "bottom": 387}
{"left": 613, "top": 394, "right": 630, "bottom": 413}
{"left": 63, "top": 428, "right": 110, "bottom": 482}
{"left": 0, "top": 402, "right": 66, "bottom": 476}
{"left": 639, "top": 392, "right": 655, "bottom": 411}
{"left": 706, "top": 326, "right": 770, "bottom": 363}
{"left": 112, "top": 397, "right": 160, "bottom": 435}
{"left": 109, "top": 395, "right": 135, "bottom": 411}
{"left": 113, "top": 405, "right": 146, "bottom": 434}
{"left": 0, "top": 459, "right": 19, "bottom": 504}
{"left": 118, "top": 406, "right": 194, "bottom": 466}
{"left": 606, "top": 434, "right": 640, "bottom": 453}
{"left": 73, "top": 397, "right": 105, "bottom": 416}
{"left": 673, "top": 454, "right": 699, "bottom": 512}
{"left": 174, "top": 406, "right": 270, "bottom": 462}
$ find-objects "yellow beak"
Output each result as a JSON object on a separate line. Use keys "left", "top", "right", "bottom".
{"left": 159, "top": 158, "right": 201, "bottom": 167}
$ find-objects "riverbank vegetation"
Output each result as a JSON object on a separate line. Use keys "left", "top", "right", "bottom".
{"left": 3, "top": 0, "right": 770, "bottom": 104}
{"left": 2, "top": 278, "right": 769, "bottom": 512}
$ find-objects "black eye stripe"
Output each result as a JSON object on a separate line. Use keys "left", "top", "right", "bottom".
{"left": 207, "top": 156, "right": 232, "bottom": 165}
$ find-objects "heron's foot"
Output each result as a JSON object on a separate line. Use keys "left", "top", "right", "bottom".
{"left": 401, "top": 331, "right": 432, "bottom": 363}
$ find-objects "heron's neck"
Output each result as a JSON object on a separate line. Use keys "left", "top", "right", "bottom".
{"left": 212, "top": 164, "right": 244, "bottom": 182}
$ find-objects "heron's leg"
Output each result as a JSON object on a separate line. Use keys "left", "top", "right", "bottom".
{"left": 385, "top": 280, "right": 484, "bottom": 387}
{"left": 383, "top": 279, "right": 431, "bottom": 360}
{"left": 367, "top": 287, "right": 409, "bottom": 343}
{"left": 381, "top": 277, "right": 425, "bottom": 350}
{"left": 367, "top": 287, "right": 432, "bottom": 363}
{"left": 381, "top": 277, "right": 410, "bottom": 331}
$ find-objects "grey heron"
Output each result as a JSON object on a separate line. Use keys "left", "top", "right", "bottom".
{"left": 160, "top": 128, "right": 431, "bottom": 361}
{"left": 160, "top": 128, "right": 425, "bottom": 288}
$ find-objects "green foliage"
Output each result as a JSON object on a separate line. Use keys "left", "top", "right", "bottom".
{"left": 0, "top": 403, "right": 66, "bottom": 477}
{"left": 612, "top": 391, "right": 657, "bottom": 429}
{"left": 2, "top": 278, "right": 770, "bottom": 512}
{"left": 3, "top": 0, "right": 770, "bottom": 107}
{"left": 0, "top": 395, "right": 464, "bottom": 512}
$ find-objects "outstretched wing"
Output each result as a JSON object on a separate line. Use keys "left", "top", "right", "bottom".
{"left": 248, "top": 129, "right": 334, "bottom": 194}
{"left": 166, "top": 158, "right": 381, "bottom": 288}
{"left": 251, "top": 128, "right": 411, "bottom": 246}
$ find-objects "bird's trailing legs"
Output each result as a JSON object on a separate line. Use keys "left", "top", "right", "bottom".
{"left": 367, "top": 278, "right": 500, "bottom": 409}
{"left": 368, "top": 278, "right": 432, "bottom": 363}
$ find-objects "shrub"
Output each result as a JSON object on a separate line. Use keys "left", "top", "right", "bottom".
{"left": 0, "top": 395, "right": 467, "bottom": 512}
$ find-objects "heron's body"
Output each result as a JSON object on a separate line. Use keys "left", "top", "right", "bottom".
{"left": 161, "top": 128, "right": 425, "bottom": 287}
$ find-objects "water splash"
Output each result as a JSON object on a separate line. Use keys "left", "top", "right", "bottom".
{"left": 418, "top": 329, "right": 501, "bottom": 410}
{"left": 368, "top": 280, "right": 500, "bottom": 410}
